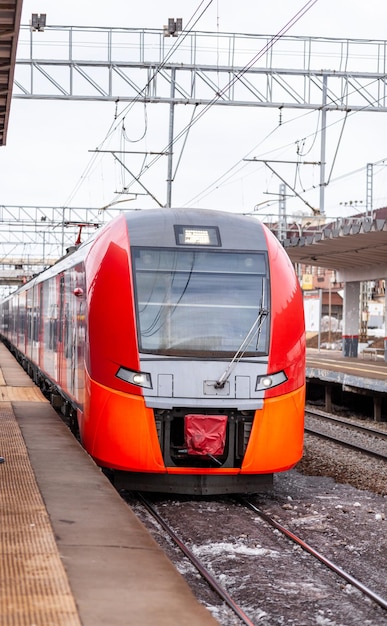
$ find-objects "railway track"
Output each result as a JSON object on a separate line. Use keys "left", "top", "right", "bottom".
{"left": 137, "top": 493, "right": 255, "bottom": 626}
{"left": 128, "top": 493, "right": 387, "bottom": 625}
{"left": 239, "top": 497, "right": 387, "bottom": 610}
{"left": 305, "top": 408, "right": 387, "bottom": 461}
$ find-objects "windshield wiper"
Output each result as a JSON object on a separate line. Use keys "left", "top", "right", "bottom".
{"left": 214, "top": 307, "right": 268, "bottom": 389}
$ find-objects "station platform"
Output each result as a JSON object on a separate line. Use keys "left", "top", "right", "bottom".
{"left": 0, "top": 343, "right": 217, "bottom": 626}
{"left": 306, "top": 347, "right": 387, "bottom": 419}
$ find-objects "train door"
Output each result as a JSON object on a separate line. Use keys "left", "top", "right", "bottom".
{"left": 13, "top": 293, "right": 18, "bottom": 348}
{"left": 64, "top": 272, "right": 72, "bottom": 395}
{"left": 30, "top": 285, "right": 39, "bottom": 366}
{"left": 47, "top": 276, "right": 59, "bottom": 381}
{"left": 37, "top": 282, "right": 44, "bottom": 367}
{"left": 26, "top": 287, "right": 34, "bottom": 361}
{"left": 18, "top": 290, "right": 27, "bottom": 356}
{"left": 57, "top": 271, "right": 73, "bottom": 396}
{"left": 57, "top": 273, "right": 66, "bottom": 390}
{"left": 68, "top": 269, "right": 77, "bottom": 398}
{"left": 1, "top": 299, "right": 9, "bottom": 342}
{"left": 40, "top": 279, "right": 51, "bottom": 375}
{"left": 9, "top": 293, "right": 16, "bottom": 347}
{"left": 71, "top": 264, "right": 86, "bottom": 405}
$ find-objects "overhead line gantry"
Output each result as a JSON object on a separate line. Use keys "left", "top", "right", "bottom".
{"left": 13, "top": 25, "right": 387, "bottom": 214}
{"left": 2, "top": 25, "right": 387, "bottom": 285}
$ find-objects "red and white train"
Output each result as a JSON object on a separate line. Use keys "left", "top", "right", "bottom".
{"left": 0, "top": 208, "right": 305, "bottom": 494}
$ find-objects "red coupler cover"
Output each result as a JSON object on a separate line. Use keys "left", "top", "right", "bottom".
{"left": 185, "top": 414, "right": 227, "bottom": 456}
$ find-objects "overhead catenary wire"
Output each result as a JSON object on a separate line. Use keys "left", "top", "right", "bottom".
{"left": 121, "top": 104, "right": 148, "bottom": 144}
{"left": 325, "top": 111, "right": 349, "bottom": 186}
{"left": 188, "top": 80, "right": 387, "bottom": 210}
{"left": 97, "top": 0, "right": 217, "bottom": 144}
{"left": 66, "top": 0, "right": 387, "bottom": 213}
{"left": 184, "top": 108, "right": 319, "bottom": 207}
{"left": 141, "top": 0, "right": 321, "bottom": 176}
{"left": 9, "top": 0, "right": 384, "bottom": 216}
{"left": 63, "top": 0, "right": 216, "bottom": 207}
{"left": 69, "top": 0, "right": 320, "bottom": 209}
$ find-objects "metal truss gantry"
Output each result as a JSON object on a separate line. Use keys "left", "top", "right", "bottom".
{"left": 14, "top": 26, "right": 387, "bottom": 210}
{"left": 5, "top": 26, "right": 387, "bottom": 285}
{"left": 14, "top": 26, "right": 387, "bottom": 110}
{"left": 0, "top": 205, "right": 123, "bottom": 288}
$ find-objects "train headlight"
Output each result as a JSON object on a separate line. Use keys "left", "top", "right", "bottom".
{"left": 116, "top": 366, "right": 153, "bottom": 389}
{"left": 255, "top": 370, "right": 287, "bottom": 391}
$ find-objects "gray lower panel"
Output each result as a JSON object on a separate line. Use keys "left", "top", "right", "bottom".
{"left": 112, "top": 471, "right": 273, "bottom": 495}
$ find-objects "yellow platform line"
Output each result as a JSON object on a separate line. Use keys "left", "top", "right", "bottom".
{"left": 0, "top": 402, "right": 81, "bottom": 625}
{"left": 0, "top": 363, "right": 49, "bottom": 402}
{"left": 0, "top": 386, "right": 49, "bottom": 402}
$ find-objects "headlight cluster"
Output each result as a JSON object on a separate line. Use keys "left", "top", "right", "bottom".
{"left": 116, "top": 366, "right": 152, "bottom": 389}
{"left": 255, "top": 370, "right": 287, "bottom": 391}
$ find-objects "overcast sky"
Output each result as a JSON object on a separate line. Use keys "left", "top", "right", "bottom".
{"left": 2, "top": 0, "right": 387, "bottom": 222}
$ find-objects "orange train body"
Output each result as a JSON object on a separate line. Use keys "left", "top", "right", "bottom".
{"left": 0, "top": 209, "right": 305, "bottom": 494}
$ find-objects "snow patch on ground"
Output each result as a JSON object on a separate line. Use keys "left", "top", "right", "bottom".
{"left": 192, "top": 541, "right": 281, "bottom": 559}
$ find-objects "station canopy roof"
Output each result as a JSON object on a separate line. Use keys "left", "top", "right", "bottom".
{"left": 282, "top": 208, "right": 387, "bottom": 271}
{"left": 0, "top": 0, "right": 23, "bottom": 146}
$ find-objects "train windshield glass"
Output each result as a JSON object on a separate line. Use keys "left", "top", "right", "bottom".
{"left": 132, "top": 248, "right": 269, "bottom": 356}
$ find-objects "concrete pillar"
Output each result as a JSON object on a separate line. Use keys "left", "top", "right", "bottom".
{"left": 342, "top": 281, "right": 360, "bottom": 357}
{"left": 325, "top": 385, "right": 332, "bottom": 413}
{"left": 373, "top": 396, "right": 382, "bottom": 422}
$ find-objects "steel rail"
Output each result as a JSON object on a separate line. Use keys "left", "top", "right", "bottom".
{"left": 304, "top": 427, "right": 387, "bottom": 461}
{"left": 304, "top": 425, "right": 387, "bottom": 461}
{"left": 239, "top": 497, "right": 387, "bottom": 611}
{"left": 136, "top": 492, "right": 256, "bottom": 626}
{"left": 306, "top": 408, "right": 387, "bottom": 439}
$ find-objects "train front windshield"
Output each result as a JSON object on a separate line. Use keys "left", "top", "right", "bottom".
{"left": 132, "top": 248, "right": 269, "bottom": 356}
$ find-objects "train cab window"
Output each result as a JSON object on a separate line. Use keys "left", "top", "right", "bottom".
{"left": 132, "top": 248, "right": 269, "bottom": 356}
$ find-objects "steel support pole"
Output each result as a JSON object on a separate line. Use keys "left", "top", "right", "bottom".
{"left": 366, "top": 163, "right": 373, "bottom": 219}
{"left": 319, "top": 75, "right": 327, "bottom": 215}
{"left": 166, "top": 68, "right": 176, "bottom": 208}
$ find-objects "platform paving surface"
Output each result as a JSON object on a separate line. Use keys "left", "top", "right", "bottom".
{"left": 0, "top": 344, "right": 217, "bottom": 626}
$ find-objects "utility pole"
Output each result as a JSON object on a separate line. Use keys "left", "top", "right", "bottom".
{"left": 319, "top": 75, "right": 328, "bottom": 215}
{"left": 366, "top": 163, "right": 373, "bottom": 219}
{"left": 166, "top": 68, "right": 176, "bottom": 208}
